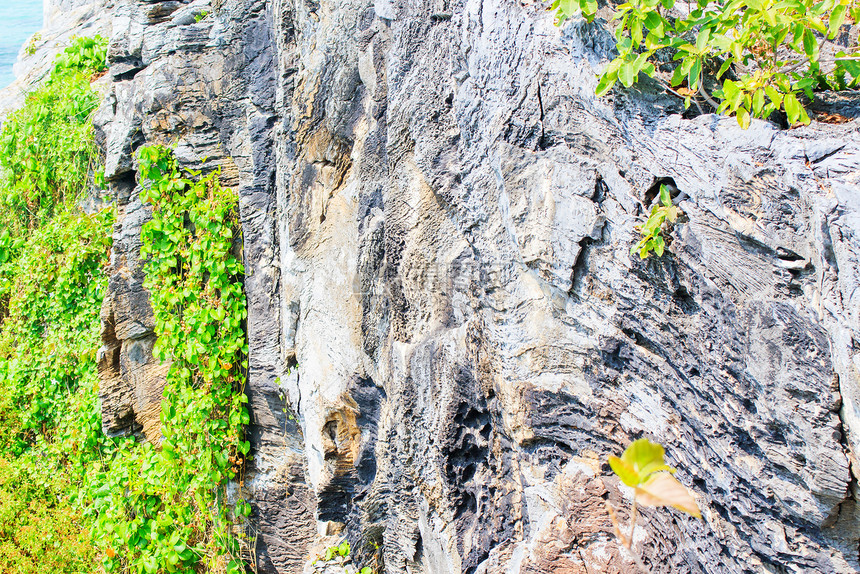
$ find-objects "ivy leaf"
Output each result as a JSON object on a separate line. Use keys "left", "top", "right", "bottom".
{"left": 635, "top": 472, "right": 702, "bottom": 518}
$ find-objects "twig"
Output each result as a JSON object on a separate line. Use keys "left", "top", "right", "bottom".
{"left": 697, "top": 82, "right": 720, "bottom": 111}
{"left": 658, "top": 78, "right": 705, "bottom": 115}
{"left": 605, "top": 499, "right": 652, "bottom": 574}
{"left": 627, "top": 497, "right": 638, "bottom": 550}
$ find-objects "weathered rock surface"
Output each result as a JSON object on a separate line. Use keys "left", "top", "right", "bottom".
{"left": 13, "top": 0, "right": 860, "bottom": 572}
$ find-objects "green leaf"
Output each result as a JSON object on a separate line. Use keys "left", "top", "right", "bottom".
{"left": 688, "top": 58, "right": 702, "bottom": 90}
{"left": 828, "top": 5, "right": 846, "bottom": 38}
{"left": 764, "top": 85, "right": 783, "bottom": 107}
{"left": 619, "top": 60, "right": 638, "bottom": 88}
{"left": 596, "top": 73, "right": 618, "bottom": 97}
{"left": 716, "top": 58, "right": 733, "bottom": 79}
{"left": 783, "top": 92, "right": 803, "bottom": 125}
{"left": 608, "top": 455, "right": 641, "bottom": 487}
{"left": 752, "top": 89, "right": 765, "bottom": 117}
{"left": 695, "top": 28, "right": 711, "bottom": 53}
{"left": 802, "top": 28, "right": 817, "bottom": 59}
{"left": 736, "top": 106, "right": 751, "bottom": 129}
{"left": 644, "top": 11, "right": 664, "bottom": 35}
{"left": 653, "top": 235, "right": 665, "bottom": 256}
{"left": 622, "top": 438, "right": 676, "bottom": 478}
{"left": 659, "top": 184, "right": 671, "bottom": 206}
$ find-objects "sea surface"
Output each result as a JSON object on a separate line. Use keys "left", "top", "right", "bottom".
{"left": 0, "top": 1, "right": 44, "bottom": 88}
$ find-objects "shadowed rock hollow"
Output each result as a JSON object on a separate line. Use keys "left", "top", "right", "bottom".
{"left": 13, "top": 0, "right": 860, "bottom": 572}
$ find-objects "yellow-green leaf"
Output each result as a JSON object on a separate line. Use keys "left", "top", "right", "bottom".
{"left": 783, "top": 92, "right": 803, "bottom": 125}
{"left": 829, "top": 5, "right": 846, "bottom": 38}
{"left": 621, "top": 438, "right": 676, "bottom": 479}
{"left": 737, "top": 106, "right": 751, "bottom": 129}
{"left": 608, "top": 455, "right": 641, "bottom": 487}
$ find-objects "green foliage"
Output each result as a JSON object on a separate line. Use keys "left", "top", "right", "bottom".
{"left": 195, "top": 10, "right": 211, "bottom": 22}
{"left": 553, "top": 0, "right": 860, "bottom": 127}
{"left": 0, "top": 209, "right": 112, "bottom": 573}
{"left": 53, "top": 35, "right": 108, "bottom": 77}
{"left": 324, "top": 541, "right": 351, "bottom": 561}
{"left": 24, "top": 33, "right": 42, "bottom": 57}
{"left": 0, "top": 37, "right": 105, "bottom": 232}
{"left": 0, "top": 457, "right": 96, "bottom": 574}
{"left": 91, "top": 145, "right": 249, "bottom": 574}
{"left": 631, "top": 184, "right": 680, "bottom": 259}
{"left": 0, "top": 36, "right": 114, "bottom": 573}
{"left": 0, "top": 37, "right": 250, "bottom": 574}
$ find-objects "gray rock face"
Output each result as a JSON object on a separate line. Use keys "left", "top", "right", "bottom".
{"left": 24, "top": 0, "right": 860, "bottom": 572}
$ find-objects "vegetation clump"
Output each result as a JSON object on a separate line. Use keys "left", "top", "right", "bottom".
{"left": 0, "top": 34, "right": 113, "bottom": 573}
{"left": 0, "top": 37, "right": 251, "bottom": 574}
{"left": 553, "top": 0, "right": 860, "bottom": 127}
{"left": 631, "top": 184, "right": 681, "bottom": 258}
{"left": 93, "top": 145, "right": 250, "bottom": 574}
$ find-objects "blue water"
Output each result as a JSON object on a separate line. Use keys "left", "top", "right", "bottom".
{"left": 0, "top": 1, "right": 44, "bottom": 88}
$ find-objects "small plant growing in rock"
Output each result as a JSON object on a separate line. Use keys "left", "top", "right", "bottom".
{"left": 23, "top": 33, "right": 41, "bottom": 56}
{"left": 195, "top": 10, "right": 211, "bottom": 22}
{"left": 631, "top": 184, "right": 681, "bottom": 258}
{"left": 324, "top": 540, "right": 351, "bottom": 561}
{"left": 606, "top": 438, "right": 701, "bottom": 570}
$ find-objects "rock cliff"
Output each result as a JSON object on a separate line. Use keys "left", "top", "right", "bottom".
{"left": 9, "top": 0, "right": 860, "bottom": 572}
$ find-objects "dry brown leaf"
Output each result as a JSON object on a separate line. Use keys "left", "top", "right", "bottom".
{"left": 635, "top": 472, "right": 702, "bottom": 518}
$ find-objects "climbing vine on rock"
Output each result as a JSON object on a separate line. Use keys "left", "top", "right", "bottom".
{"left": 0, "top": 36, "right": 113, "bottom": 574}
{"left": 553, "top": 0, "right": 860, "bottom": 127}
{"left": 0, "top": 35, "right": 107, "bottom": 232}
{"left": 92, "top": 146, "right": 250, "bottom": 574}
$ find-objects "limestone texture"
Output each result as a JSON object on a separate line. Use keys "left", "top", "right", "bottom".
{"left": 7, "top": 0, "right": 860, "bottom": 572}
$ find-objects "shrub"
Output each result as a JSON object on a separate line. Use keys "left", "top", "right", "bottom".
{"left": 553, "top": 0, "right": 860, "bottom": 126}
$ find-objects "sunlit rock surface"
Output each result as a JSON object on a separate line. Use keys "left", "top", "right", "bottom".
{"left": 13, "top": 0, "right": 860, "bottom": 572}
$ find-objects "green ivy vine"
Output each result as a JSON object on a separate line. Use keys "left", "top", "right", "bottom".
{"left": 92, "top": 145, "right": 251, "bottom": 574}
{"left": 0, "top": 35, "right": 114, "bottom": 573}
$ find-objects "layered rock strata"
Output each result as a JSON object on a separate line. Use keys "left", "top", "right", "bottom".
{"left": 10, "top": 0, "right": 860, "bottom": 572}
